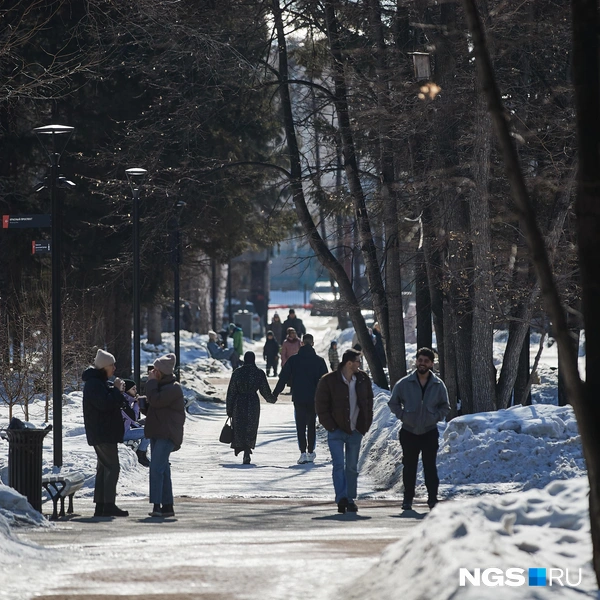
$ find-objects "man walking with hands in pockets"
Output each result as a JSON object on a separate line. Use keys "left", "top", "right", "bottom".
{"left": 315, "top": 348, "right": 373, "bottom": 514}
{"left": 388, "top": 347, "right": 450, "bottom": 511}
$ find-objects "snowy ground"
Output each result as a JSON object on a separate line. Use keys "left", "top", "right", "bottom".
{"left": 0, "top": 307, "right": 598, "bottom": 598}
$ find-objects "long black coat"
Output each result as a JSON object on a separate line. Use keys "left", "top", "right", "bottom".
{"left": 82, "top": 367, "right": 124, "bottom": 446}
{"left": 282, "top": 316, "right": 305, "bottom": 337}
{"left": 226, "top": 364, "right": 273, "bottom": 453}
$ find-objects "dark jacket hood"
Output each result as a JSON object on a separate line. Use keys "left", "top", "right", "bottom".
{"left": 82, "top": 366, "right": 106, "bottom": 382}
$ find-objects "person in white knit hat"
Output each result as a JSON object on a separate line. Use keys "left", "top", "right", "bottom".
{"left": 82, "top": 348, "right": 129, "bottom": 517}
{"left": 144, "top": 353, "right": 186, "bottom": 518}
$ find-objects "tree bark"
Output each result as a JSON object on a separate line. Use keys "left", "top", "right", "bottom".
{"left": 271, "top": 0, "right": 388, "bottom": 388}
{"left": 147, "top": 304, "right": 162, "bottom": 346}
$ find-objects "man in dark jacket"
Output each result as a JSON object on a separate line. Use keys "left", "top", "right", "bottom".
{"left": 282, "top": 309, "right": 305, "bottom": 337}
{"left": 388, "top": 347, "right": 450, "bottom": 511}
{"left": 273, "top": 334, "right": 328, "bottom": 464}
{"left": 82, "top": 348, "right": 128, "bottom": 517}
{"left": 315, "top": 348, "right": 373, "bottom": 514}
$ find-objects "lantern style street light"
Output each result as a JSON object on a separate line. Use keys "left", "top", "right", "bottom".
{"left": 125, "top": 168, "right": 147, "bottom": 387}
{"left": 33, "top": 124, "right": 75, "bottom": 468}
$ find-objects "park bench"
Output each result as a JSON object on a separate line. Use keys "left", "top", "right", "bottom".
{"left": 42, "top": 471, "right": 86, "bottom": 520}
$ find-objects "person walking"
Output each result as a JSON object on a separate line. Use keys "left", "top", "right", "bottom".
{"left": 145, "top": 353, "right": 186, "bottom": 518}
{"left": 328, "top": 340, "right": 340, "bottom": 371}
{"left": 82, "top": 349, "right": 128, "bottom": 517}
{"left": 315, "top": 348, "right": 374, "bottom": 514}
{"left": 269, "top": 312, "right": 284, "bottom": 345}
{"left": 280, "top": 327, "right": 301, "bottom": 367}
{"left": 229, "top": 323, "right": 244, "bottom": 357}
{"left": 387, "top": 347, "right": 450, "bottom": 511}
{"left": 263, "top": 330, "right": 280, "bottom": 377}
{"left": 372, "top": 322, "right": 387, "bottom": 368}
{"left": 282, "top": 308, "right": 305, "bottom": 337}
{"left": 273, "top": 334, "right": 328, "bottom": 464}
{"left": 225, "top": 351, "right": 275, "bottom": 464}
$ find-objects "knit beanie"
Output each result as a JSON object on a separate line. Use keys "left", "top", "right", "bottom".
{"left": 94, "top": 349, "right": 115, "bottom": 369}
{"left": 154, "top": 353, "right": 176, "bottom": 375}
{"left": 123, "top": 379, "right": 136, "bottom": 392}
{"left": 208, "top": 330, "right": 217, "bottom": 341}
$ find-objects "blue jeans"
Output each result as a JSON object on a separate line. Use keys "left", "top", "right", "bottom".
{"left": 123, "top": 427, "right": 150, "bottom": 452}
{"left": 149, "top": 438, "right": 175, "bottom": 505}
{"left": 327, "top": 429, "right": 363, "bottom": 503}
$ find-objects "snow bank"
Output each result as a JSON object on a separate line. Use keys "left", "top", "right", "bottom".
{"left": 346, "top": 477, "right": 597, "bottom": 599}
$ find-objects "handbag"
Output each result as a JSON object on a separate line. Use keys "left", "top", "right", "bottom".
{"left": 219, "top": 417, "right": 233, "bottom": 444}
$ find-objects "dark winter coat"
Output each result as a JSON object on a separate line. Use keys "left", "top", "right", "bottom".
{"left": 144, "top": 374, "right": 186, "bottom": 451}
{"left": 263, "top": 337, "right": 280, "bottom": 360}
{"left": 273, "top": 345, "right": 328, "bottom": 405}
{"left": 282, "top": 315, "right": 305, "bottom": 337}
{"left": 226, "top": 364, "right": 273, "bottom": 453}
{"left": 82, "top": 367, "right": 125, "bottom": 446}
{"left": 315, "top": 369, "right": 374, "bottom": 435}
{"left": 372, "top": 328, "right": 387, "bottom": 368}
{"left": 269, "top": 319, "right": 284, "bottom": 344}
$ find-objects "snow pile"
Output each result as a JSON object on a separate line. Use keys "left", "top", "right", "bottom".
{"left": 0, "top": 483, "right": 49, "bottom": 528}
{"left": 359, "top": 389, "right": 586, "bottom": 498}
{"left": 439, "top": 404, "right": 585, "bottom": 492}
{"left": 346, "top": 477, "right": 596, "bottom": 600}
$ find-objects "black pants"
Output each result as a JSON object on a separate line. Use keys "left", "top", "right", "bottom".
{"left": 265, "top": 355, "right": 279, "bottom": 375}
{"left": 294, "top": 403, "right": 316, "bottom": 453}
{"left": 399, "top": 427, "right": 439, "bottom": 501}
{"left": 93, "top": 443, "right": 121, "bottom": 504}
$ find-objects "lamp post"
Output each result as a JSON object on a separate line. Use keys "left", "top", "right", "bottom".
{"left": 33, "top": 124, "right": 75, "bottom": 468}
{"left": 125, "top": 168, "right": 147, "bottom": 387}
{"left": 170, "top": 201, "right": 186, "bottom": 380}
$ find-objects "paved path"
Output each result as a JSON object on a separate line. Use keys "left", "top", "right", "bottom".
{"left": 18, "top": 496, "right": 427, "bottom": 600}
{"left": 10, "top": 361, "right": 425, "bottom": 599}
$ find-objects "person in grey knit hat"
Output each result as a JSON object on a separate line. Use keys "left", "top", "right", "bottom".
{"left": 145, "top": 353, "right": 185, "bottom": 518}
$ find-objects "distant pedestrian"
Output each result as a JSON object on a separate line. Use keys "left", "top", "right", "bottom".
{"left": 328, "top": 340, "right": 340, "bottom": 371}
{"left": 82, "top": 349, "right": 128, "bottom": 517}
{"left": 280, "top": 327, "right": 302, "bottom": 367}
{"left": 273, "top": 334, "right": 328, "bottom": 464}
{"left": 387, "top": 347, "right": 450, "bottom": 511}
{"left": 372, "top": 322, "right": 386, "bottom": 368}
{"left": 263, "top": 330, "right": 280, "bottom": 377}
{"left": 229, "top": 323, "right": 244, "bottom": 357}
{"left": 269, "top": 313, "right": 284, "bottom": 345}
{"left": 282, "top": 309, "right": 305, "bottom": 337}
{"left": 145, "top": 353, "right": 186, "bottom": 518}
{"left": 315, "top": 348, "right": 374, "bottom": 514}
{"left": 226, "top": 351, "right": 275, "bottom": 464}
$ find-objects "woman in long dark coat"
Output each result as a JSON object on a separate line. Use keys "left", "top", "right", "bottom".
{"left": 226, "top": 351, "right": 274, "bottom": 464}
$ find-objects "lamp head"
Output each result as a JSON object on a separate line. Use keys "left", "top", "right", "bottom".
{"left": 126, "top": 167, "right": 148, "bottom": 194}
{"left": 33, "top": 124, "right": 74, "bottom": 164}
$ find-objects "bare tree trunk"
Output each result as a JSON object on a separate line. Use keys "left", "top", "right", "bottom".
{"left": 469, "top": 94, "right": 496, "bottom": 412}
{"left": 324, "top": 0, "right": 390, "bottom": 371}
{"left": 147, "top": 304, "right": 162, "bottom": 346}
{"left": 215, "top": 262, "right": 228, "bottom": 330}
{"left": 271, "top": 0, "right": 387, "bottom": 388}
{"left": 464, "top": 0, "right": 600, "bottom": 583}
{"left": 367, "top": 0, "right": 407, "bottom": 386}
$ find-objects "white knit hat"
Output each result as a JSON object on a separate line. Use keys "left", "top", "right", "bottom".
{"left": 154, "top": 353, "right": 176, "bottom": 375}
{"left": 94, "top": 349, "right": 115, "bottom": 369}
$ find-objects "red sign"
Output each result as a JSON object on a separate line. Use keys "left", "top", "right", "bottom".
{"left": 2, "top": 215, "right": 8, "bottom": 229}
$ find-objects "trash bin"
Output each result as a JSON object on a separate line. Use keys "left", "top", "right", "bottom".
{"left": 5, "top": 420, "right": 52, "bottom": 513}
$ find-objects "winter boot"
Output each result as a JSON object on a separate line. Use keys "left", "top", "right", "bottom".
{"left": 148, "top": 503, "right": 162, "bottom": 517}
{"left": 337, "top": 497, "right": 348, "bottom": 514}
{"left": 161, "top": 504, "right": 175, "bottom": 517}
{"left": 93, "top": 503, "right": 105, "bottom": 517}
{"left": 103, "top": 503, "right": 129, "bottom": 517}
{"left": 136, "top": 450, "right": 150, "bottom": 467}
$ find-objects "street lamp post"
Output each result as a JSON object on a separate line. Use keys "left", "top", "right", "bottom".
{"left": 33, "top": 124, "right": 75, "bottom": 468}
{"left": 125, "top": 168, "right": 147, "bottom": 387}
{"left": 171, "top": 201, "right": 186, "bottom": 381}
